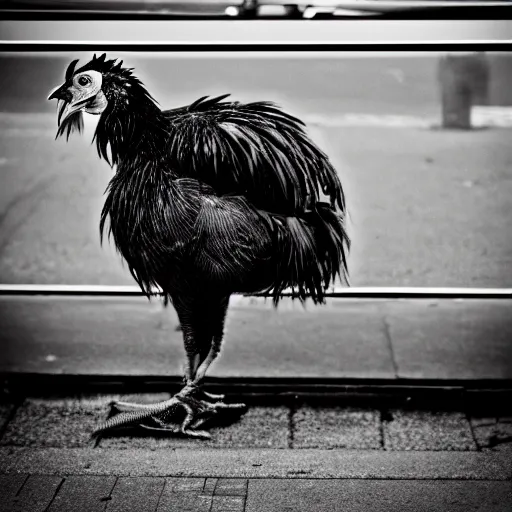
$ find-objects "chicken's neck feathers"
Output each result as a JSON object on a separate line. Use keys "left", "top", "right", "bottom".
{"left": 94, "top": 83, "right": 166, "bottom": 168}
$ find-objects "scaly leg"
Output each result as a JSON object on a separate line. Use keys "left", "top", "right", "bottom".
{"left": 110, "top": 349, "right": 200, "bottom": 414}
{"left": 108, "top": 311, "right": 204, "bottom": 415}
{"left": 189, "top": 334, "right": 245, "bottom": 408}
{"left": 188, "top": 298, "right": 245, "bottom": 410}
{"left": 95, "top": 295, "right": 245, "bottom": 439}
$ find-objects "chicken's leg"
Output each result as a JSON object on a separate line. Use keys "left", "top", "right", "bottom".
{"left": 93, "top": 295, "right": 245, "bottom": 439}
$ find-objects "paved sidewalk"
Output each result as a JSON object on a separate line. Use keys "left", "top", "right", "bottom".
{"left": 1, "top": 296, "right": 512, "bottom": 381}
{"left": 1, "top": 449, "right": 511, "bottom": 511}
{"left": 306, "top": 106, "right": 512, "bottom": 129}
{"left": 1, "top": 392, "right": 511, "bottom": 511}
{"left": 3, "top": 393, "right": 512, "bottom": 452}
{"left": 1, "top": 472, "right": 510, "bottom": 512}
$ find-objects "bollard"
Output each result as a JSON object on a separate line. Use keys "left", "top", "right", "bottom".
{"left": 438, "top": 52, "right": 490, "bottom": 129}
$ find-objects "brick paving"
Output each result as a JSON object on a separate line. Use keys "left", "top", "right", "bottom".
{"left": 382, "top": 410, "right": 477, "bottom": 451}
{"left": 100, "top": 406, "right": 289, "bottom": 450}
{"left": 0, "top": 396, "right": 511, "bottom": 511}
{"left": 471, "top": 416, "right": 512, "bottom": 452}
{"left": 292, "top": 406, "right": 381, "bottom": 450}
{"left": 0, "top": 476, "right": 250, "bottom": 512}
{"left": 246, "top": 479, "right": 512, "bottom": 512}
{"left": 1, "top": 395, "right": 511, "bottom": 452}
{"left": 1, "top": 473, "right": 510, "bottom": 512}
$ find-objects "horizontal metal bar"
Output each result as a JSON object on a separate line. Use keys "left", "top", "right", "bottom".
{"left": 3, "top": 7, "right": 512, "bottom": 22}
{"left": 303, "top": 1, "right": 511, "bottom": 15}
{"left": 3, "top": 0, "right": 510, "bottom": 12}
{"left": 0, "top": 284, "right": 511, "bottom": 299}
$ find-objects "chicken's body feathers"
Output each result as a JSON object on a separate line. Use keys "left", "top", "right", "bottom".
{"left": 94, "top": 91, "right": 349, "bottom": 305}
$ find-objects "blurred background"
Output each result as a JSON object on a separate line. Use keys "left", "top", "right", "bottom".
{"left": 0, "top": 50, "right": 511, "bottom": 288}
{"left": 3, "top": 0, "right": 512, "bottom": 18}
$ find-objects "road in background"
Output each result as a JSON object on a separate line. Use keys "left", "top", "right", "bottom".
{"left": 0, "top": 52, "right": 511, "bottom": 287}
{"left": 1, "top": 53, "right": 444, "bottom": 116}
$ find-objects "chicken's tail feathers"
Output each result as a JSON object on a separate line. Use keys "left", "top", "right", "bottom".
{"left": 261, "top": 203, "right": 350, "bottom": 305}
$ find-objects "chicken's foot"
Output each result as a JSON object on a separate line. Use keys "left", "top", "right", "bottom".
{"left": 92, "top": 384, "right": 246, "bottom": 439}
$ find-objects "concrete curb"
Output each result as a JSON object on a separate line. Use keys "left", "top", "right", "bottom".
{"left": 1, "top": 448, "right": 510, "bottom": 480}
{"left": 3, "top": 373, "right": 512, "bottom": 413}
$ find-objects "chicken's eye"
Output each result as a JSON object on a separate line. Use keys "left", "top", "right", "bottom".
{"left": 77, "top": 75, "right": 91, "bottom": 86}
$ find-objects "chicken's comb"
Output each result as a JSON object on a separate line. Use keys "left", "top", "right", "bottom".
{"left": 76, "top": 53, "right": 131, "bottom": 77}
{"left": 93, "top": 53, "right": 107, "bottom": 63}
{"left": 65, "top": 59, "right": 79, "bottom": 81}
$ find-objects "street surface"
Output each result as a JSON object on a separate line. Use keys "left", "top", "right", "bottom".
{"left": 1, "top": 114, "right": 511, "bottom": 288}
{"left": 1, "top": 296, "right": 512, "bottom": 380}
{"left": 1, "top": 53, "right": 512, "bottom": 288}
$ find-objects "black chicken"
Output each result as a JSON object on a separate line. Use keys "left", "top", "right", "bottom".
{"left": 48, "top": 54, "right": 350, "bottom": 439}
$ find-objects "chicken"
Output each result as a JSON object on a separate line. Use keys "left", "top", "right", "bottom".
{"left": 48, "top": 53, "right": 350, "bottom": 439}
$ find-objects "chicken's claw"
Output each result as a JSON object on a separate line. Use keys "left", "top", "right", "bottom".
{"left": 140, "top": 422, "right": 211, "bottom": 439}
{"left": 92, "top": 386, "right": 246, "bottom": 439}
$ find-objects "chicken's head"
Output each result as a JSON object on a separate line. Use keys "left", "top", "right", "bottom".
{"left": 48, "top": 53, "right": 134, "bottom": 139}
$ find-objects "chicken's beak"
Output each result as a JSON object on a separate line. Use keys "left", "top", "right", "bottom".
{"left": 48, "top": 83, "right": 93, "bottom": 126}
{"left": 47, "top": 84, "right": 66, "bottom": 101}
